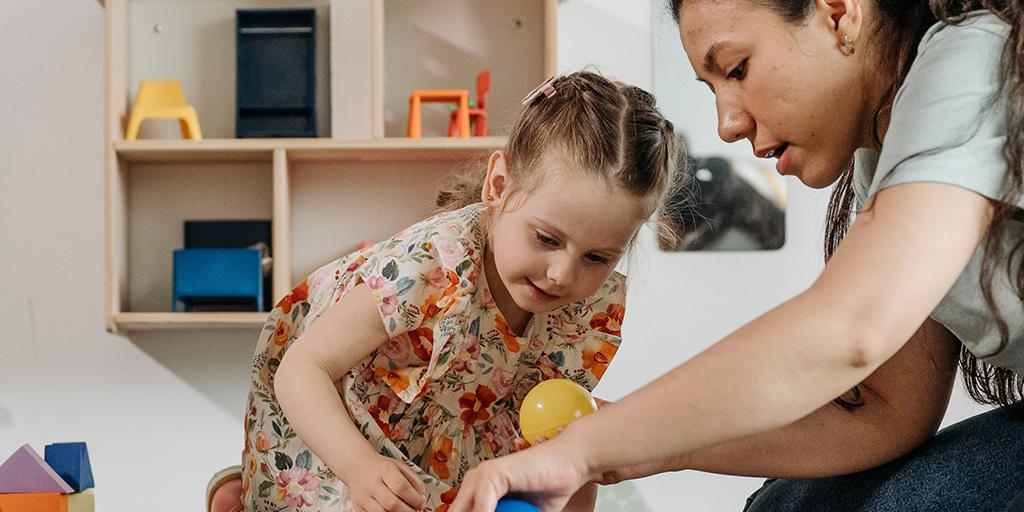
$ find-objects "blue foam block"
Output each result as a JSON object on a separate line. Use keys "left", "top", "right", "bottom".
{"left": 44, "top": 442, "right": 94, "bottom": 492}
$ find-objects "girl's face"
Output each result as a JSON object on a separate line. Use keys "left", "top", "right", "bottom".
{"left": 482, "top": 152, "right": 646, "bottom": 318}
{"left": 678, "top": 0, "right": 878, "bottom": 188}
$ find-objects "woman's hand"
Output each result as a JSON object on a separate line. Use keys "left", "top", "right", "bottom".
{"left": 345, "top": 454, "right": 428, "bottom": 512}
{"left": 449, "top": 437, "right": 590, "bottom": 512}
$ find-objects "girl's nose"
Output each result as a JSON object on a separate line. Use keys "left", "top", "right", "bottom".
{"left": 546, "top": 257, "right": 573, "bottom": 288}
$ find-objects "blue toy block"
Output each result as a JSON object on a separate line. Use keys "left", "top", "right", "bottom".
{"left": 44, "top": 442, "right": 93, "bottom": 492}
{"left": 495, "top": 498, "right": 540, "bottom": 512}
{"left": 172, "top": 248, "right": 264, "bottom": 312}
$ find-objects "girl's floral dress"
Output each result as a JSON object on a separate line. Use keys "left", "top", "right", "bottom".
{"left": 241, "top": 203, "right": 626, "bottom": 511}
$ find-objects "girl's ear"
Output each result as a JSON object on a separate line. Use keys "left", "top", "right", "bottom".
{"left": 482, "top": 150, "right": 510, "bottom": 207}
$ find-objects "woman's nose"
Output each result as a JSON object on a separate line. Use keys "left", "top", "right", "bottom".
{"left": 717, "top": 98, "right": 754, "bottom": 144}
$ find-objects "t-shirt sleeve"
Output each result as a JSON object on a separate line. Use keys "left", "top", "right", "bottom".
{"left": 870, "top": 14, "right": 1010, "bottom": 202}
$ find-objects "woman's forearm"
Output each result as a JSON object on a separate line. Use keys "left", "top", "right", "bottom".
{"left": 592, "top": 317, "right": 960, "bottom": 484}
{"left": 275, "top": 357, "right": 377, "bottom": 480}
{"left": 601, "top": 395, "right": 911, "bottom": 482}
{"left": 560, "top": 289, "right": 894, "bottom": 482}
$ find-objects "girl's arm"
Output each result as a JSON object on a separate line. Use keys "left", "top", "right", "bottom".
{"left": 599, "top": 318, "right": 960, "bottom": 482}
{"left": 274, "top": 284, "right": 427, "bottom": 511}
{"left": 451, "top": 181, "right": 992, "bottom": 512}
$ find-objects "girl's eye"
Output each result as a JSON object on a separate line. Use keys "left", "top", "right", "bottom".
{"left": 536, "top": 233, "right": 559, "bottom": 247}
{"left": 585, "top": 253, "right": 610, "bottom": 265}
{"left": 727, "top": 59, "right": 748, "bottom": 80}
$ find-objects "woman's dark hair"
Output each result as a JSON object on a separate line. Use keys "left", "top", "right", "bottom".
{"left": 669, "top": 0, "right": 1024, "bottom": 412}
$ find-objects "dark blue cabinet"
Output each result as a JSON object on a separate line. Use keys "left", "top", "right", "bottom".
{"left": 236, "top": 9, "right": 316, "bottom": 137}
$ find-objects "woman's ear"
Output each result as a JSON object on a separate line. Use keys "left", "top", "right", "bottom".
{"left": 482, "top": 150, "right": 510, "bottom": 208}
{"left": 818, "top": 0, "right": 863, "bottom": 54}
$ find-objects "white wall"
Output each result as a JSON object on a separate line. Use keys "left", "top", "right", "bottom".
{"left": 0, "top": 2, "right": 990, "bottom": 512}
{"left": 0, "top": 2, "right": 253, "bottom": 511}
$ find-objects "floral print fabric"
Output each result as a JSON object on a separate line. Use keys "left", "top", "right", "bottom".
{"left": 241, "top": 203, "right": 626, "bottom": 511}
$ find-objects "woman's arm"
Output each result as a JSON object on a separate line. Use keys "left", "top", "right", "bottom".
{"left": 450, "top": 182, "right": 992, "bottom": 512}
{"left": 274, "top": 284, "right": 427, "bottom": 509}
{"left": 600, "top": 318, "right": 960, "bottom": 482}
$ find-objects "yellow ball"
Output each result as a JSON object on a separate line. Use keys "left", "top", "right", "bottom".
{"left": 519, "top": 379, "right": 597, "bottom": 446}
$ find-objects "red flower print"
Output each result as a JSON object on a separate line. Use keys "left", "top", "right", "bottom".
{"left": 276, "top": 279, "right": 309, "bottom": 314}
{"left": 367, "top": 395, "right": 394, "bottom": 438}
{"left": 589, "top": 303, "right": 625, "bottom": 336}
{"left": 436, "top": 488, "right": 460, "bottom": 512}
{"left": 459, "top": 385, "right": 497, "bottom": 426}
{"left": 409, "top": 327, "right": 434, "bottom": 362}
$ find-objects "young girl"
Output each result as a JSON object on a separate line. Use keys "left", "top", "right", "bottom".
{"left": 239, "top": 71, "right": 677, "bottom": 512}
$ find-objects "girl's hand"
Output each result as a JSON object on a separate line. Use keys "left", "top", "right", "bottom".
{"left": 449, "top": 438, "right": 589, "bottom": 512}
{"left": 345, "top": 454, "right": 428, "bottom": 512}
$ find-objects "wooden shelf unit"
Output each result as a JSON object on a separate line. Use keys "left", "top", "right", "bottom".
{"left": 99, "top": 0, "right": 556, "bottom": 331}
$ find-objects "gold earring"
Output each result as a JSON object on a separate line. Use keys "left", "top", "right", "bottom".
{"left": 843, "top": 35, "right": 855, "bottom": 55}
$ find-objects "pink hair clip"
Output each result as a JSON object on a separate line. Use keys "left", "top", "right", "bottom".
{"left": 521, "top": 75, "right": 557, "bottom": 105}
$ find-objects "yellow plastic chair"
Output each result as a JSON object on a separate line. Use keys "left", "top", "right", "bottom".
{"left": 125, "top": 80, "right": 203, "bottom": 140}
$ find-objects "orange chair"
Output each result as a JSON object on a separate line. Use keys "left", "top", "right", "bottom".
{"left": 407, "top": 89, "right": 469, "bottom": 139}
{"left": 125, "top": 80, "right": 203, "bottom": 140}
{"left": 449, "top": 70, "right": 491, "bottom": 137}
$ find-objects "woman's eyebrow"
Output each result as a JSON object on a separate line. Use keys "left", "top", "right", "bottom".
{"left": 703, "top": 41, "right": 730, "bottom": 73}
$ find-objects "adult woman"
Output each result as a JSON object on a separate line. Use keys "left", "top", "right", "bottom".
{"left": 450, "top": 1, "right": 1024, "bottom": 510}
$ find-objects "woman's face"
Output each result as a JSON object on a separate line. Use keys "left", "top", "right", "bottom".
{"left": 677, "top": 0, "right": 876, "bottom": 188}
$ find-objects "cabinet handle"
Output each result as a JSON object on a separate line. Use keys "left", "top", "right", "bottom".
{"left": 239, "top": 27, "right": 313, "bottom": 34}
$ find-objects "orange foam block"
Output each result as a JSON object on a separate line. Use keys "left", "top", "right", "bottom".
{"left": 0, "top": 493, "right": 67, "bottom": 512}
{"left": 0, "top": 490, "right": 93, "bottom": 512}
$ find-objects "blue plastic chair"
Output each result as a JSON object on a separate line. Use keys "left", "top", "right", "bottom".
{"left": 172, "top": 248, "right": 264, "bottom": 312}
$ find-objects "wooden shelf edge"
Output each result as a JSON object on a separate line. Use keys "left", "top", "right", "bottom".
{"left": 113, "top": 312, "right": 268, "bottom": 330}
{"left": 114, "top": 137, "right": 506, "bottom": 163}
{"left": 114, "top": 136, "right": 505, "bottom": 151}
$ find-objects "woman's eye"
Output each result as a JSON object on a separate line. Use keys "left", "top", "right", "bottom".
{"left": 727, "top": 59, "right": 748, "bottom": 80}
{"left": 536, "top": 233, "right": 559, "bottom": 247}
{"left": 585, "top": 253, "right": 609, "bottom": 265}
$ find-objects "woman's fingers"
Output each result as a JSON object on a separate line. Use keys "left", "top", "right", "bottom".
{"left": 448, "top": 464, "right": 503, "bottom": 512}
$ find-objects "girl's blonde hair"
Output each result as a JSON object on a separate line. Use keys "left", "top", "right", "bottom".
{"left": 436, "top": 71, "right": 678, "bottom": 219}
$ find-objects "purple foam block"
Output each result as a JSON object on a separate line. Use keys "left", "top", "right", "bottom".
{"left": 0, "top": 444, "right": 74, "bottom": 493}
